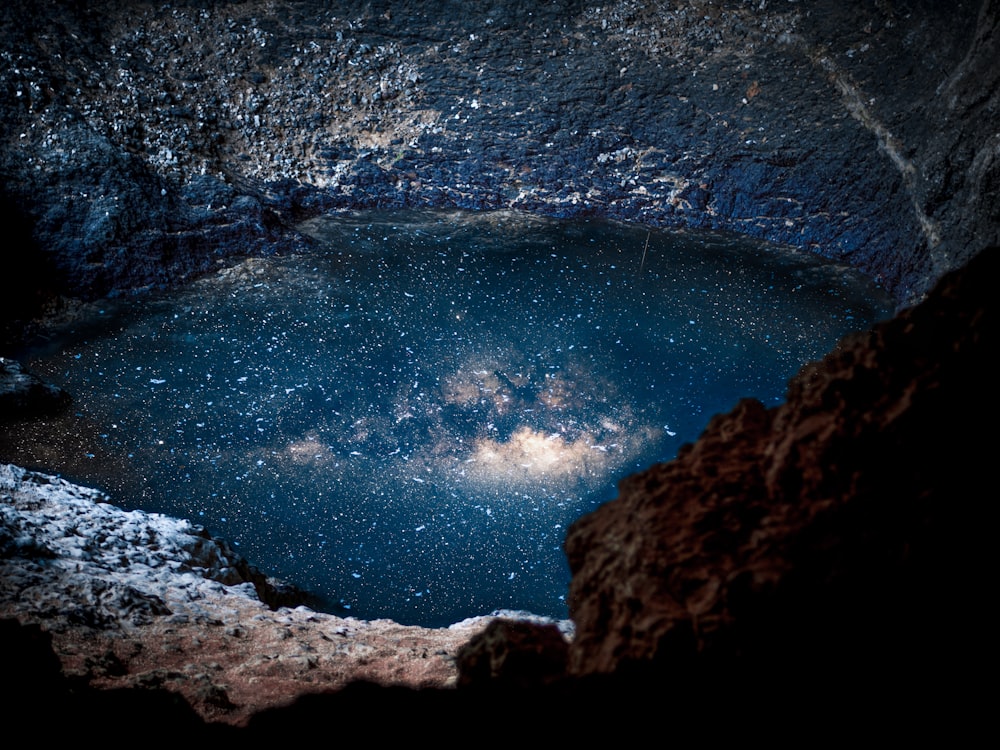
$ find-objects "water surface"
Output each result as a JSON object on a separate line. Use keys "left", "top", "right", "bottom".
{"left": 10, "top": 210, "right": 893, "bottom": 626}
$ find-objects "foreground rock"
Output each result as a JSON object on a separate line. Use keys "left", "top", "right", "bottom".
{"left": 0, "top": 464, "right": 499, "bottom": 726}
{"left": 565, "top": 246, "right": 995, "bottom": 684}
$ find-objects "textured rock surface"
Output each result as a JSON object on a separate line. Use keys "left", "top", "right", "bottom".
{"left": 565, "top": 246, "right": 995, "bottom": 681}
{"left": 1, "top": 0, "right": 997, "bottom": 323}
{"left": 0, "top": 464, "right": 501, "bottom": 725}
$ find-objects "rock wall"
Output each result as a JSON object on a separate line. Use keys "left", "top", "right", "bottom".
{"left": 2, "top": 0, "right": 997, "bottom": 327}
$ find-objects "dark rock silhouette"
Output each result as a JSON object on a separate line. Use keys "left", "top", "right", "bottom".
{"left": 0, "top": 357, "right": 71, "bottom": 417}
{"left": 565, "top": 246, "right": 995, "bottom": 684}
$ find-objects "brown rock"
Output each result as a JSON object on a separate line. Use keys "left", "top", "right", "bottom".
{"left": 565, "top": 247, "right": 995, "bottom": 682}
{"left": 456, "top": 618, "right": 569, "bottom": 689}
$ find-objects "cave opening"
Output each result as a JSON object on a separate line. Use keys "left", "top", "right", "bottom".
{"left": 5, "top": 209, "right": 893, "bottom": 627}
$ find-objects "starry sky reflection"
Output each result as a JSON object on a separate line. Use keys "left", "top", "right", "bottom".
{"left": 20, "top": 210, "right": 893, "bottom": 626}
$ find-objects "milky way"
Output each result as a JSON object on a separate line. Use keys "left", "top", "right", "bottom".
{"left": 17, "top": 210, "right": 893, "bottom": 626}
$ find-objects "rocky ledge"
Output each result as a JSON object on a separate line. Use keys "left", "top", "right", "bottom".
{"left": 0, "top": 462, "right": 520, "bottom": 726}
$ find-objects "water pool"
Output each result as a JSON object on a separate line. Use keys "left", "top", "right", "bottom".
{"left": 7, "top": 210, "right": 893, "bottom": 626}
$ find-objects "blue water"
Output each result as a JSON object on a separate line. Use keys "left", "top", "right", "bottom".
{"left": 15, "top": 210, "right": 893, "bottom": 627}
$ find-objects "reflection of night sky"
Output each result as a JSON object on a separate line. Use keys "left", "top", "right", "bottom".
{"left": 22, "top": 210, "right": 893, "bottom": 627}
